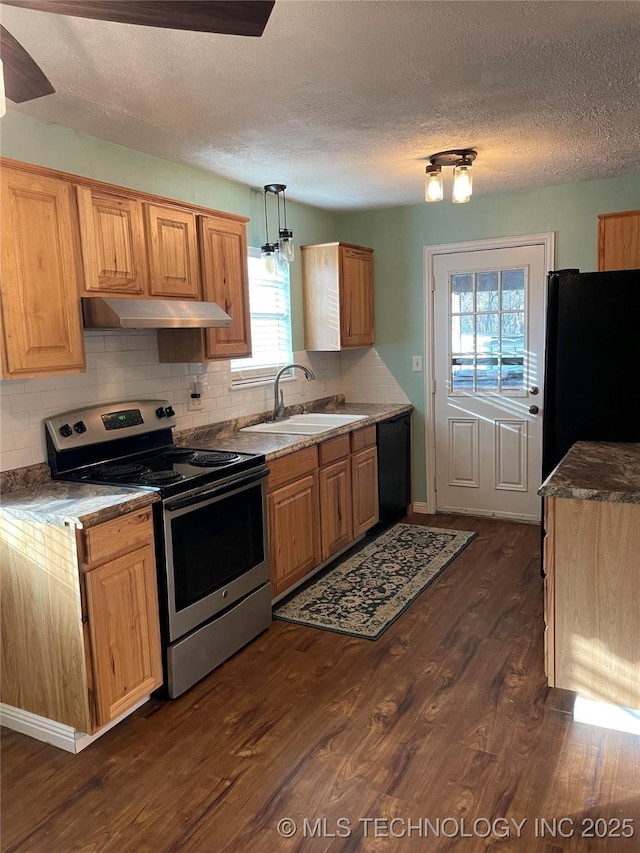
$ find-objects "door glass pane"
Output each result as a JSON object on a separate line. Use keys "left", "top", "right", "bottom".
{"left": 502, "top": 269, "right": 525, "bottom": 310}
{"left": 449, "top": 266, "right": 528, "bottom": 395}
{"left": 477, "top": 272, "right": 499, "bottom": 311}
{"left": 451, "top": 274, "right": 474, "bottom": 312}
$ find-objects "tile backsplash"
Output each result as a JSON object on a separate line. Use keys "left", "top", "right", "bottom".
{"left": 0, "top": 333, "right": 409, "bottom": 472}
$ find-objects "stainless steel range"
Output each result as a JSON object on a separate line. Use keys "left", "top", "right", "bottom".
{"left": 45, "top": 399, "right": 271, "bottom": 698}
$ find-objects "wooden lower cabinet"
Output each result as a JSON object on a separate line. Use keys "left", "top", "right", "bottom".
{"left": 543, "top": 496, "right": 640, "bottom": 709}
{"left": 0, "top": 507, "right": 162, "bottom": 736}
{"left": 351, "top": 447, "right": 379, "bottom": 537}
{"left": 84, "top": 544, "right": 163, "bottom": 728}
{"left": 319, "top": 458, "right": 353, "bottom": 561}
{"left": 268, "top": 473, "right": 321, "bottom": 597}
{"left": 267, "top": 430, "right": 379, "bottom": 598}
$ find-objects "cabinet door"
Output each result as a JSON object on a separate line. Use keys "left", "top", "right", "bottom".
{"left": 319, "top": 459, "right": 353, "bottom": 561}
{"left": 268, "top": 474, "right": 320, "bottom": 597}
{"left": 76, "top": 186, "right": 147, "bottom": 294}
{"left": 0, "top": 169, "right": 85, "bottom": 378}
{"left": 598, "top": 210, "right": 640, "bottom": 271}
{"left": 84, "top": 544, "right": 163, "bottom": 728}
{"left": 340, "top": 247, "right": 374, "bottom": 348}
{"left": 351, "top": 446, "right": 379, "bottom": 536}
{"left": 145, "top": 203, "right": 200, "bottom": 298}
{"left": 199, "top": 214, "right": 252, "bottom": 358}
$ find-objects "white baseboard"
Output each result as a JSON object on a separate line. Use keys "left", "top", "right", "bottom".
{"left": 411, "top": 502, "right": 431, "bottom": 515}
{"left": 1, "top": 696, "right": 150, "bottom": 753}
{"left": 574, "top": 696, "right": 640, "bottom": 736}
{"left": 436, "top": 505, "right": 539, "bottom": 523}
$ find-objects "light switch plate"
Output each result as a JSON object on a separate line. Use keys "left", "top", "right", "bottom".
{"left": 412, "top": 355, "right": 423, "bottom": 372}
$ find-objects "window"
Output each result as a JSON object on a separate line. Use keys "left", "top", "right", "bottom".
{"left": 449, "top": 267, "right": 527, "bottom": 394}
{"left": 231, "top": 248, "right": 292, "bottom": 385}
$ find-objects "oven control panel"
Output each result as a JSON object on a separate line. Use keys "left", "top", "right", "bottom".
{"left": 101, "top": 409, "right": 145, "bottom": 431}
{"left": 45, "top": 399, "right": 177, "bottom": 452}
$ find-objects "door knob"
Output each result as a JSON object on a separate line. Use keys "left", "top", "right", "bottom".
{"left": 529, "top": 386, "right": 539, "bottom": 395}
{"left": 529, "top": 405, "right": 539, "bottom": 415}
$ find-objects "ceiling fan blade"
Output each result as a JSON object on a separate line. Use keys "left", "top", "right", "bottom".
{"left": 3, "top": 1, "right": 276, "bottom": 37}
{"left": 0, "top": 24, "right": 55, "bottom": 102}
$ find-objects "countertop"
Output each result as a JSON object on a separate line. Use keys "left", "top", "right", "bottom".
{"left": 0, "top": 402, "right": 412, "bottom": 528}
{"left": 538, "top": 441, "right": 640, "bottom": 504}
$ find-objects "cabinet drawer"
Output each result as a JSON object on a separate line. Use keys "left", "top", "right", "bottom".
{"left": 82, "top": 508, "right": 154, "bottom": 567}
{"left": 351, "top": 425, "right": 376, "bottom": 452}
{"left": 319, "top": 434, "right": 351, "bottom": 467}
{"left": 267, "top": 446, "right": 318, "bottom": 492}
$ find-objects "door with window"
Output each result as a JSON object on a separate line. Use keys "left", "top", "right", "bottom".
{"left": 433, "top": 244, "right": 546, "bottom": 520}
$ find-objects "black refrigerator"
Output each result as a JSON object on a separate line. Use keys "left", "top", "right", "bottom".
{"left": 542, "top": 268, "right": 640, "bottom": 479}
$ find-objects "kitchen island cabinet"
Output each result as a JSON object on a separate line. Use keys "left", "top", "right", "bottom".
{"left": 539, "top": 441, "right": 640, "bottom": 711}
{"left": 1, "top": 502, "right": 162, "bottom": 750}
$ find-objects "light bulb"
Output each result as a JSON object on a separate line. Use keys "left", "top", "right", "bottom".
{"left": 279, "top": 229, "right": 294, "bottom": 262}
{"left": 424, "top": 165, "right": 443, "bottom": 202}
{"left": 0, "top": 59, "right": 6, "bottom": 118}
{"left": 452, "top": 162, "right": 473, "bottom": 203}
{"left": 275, "top": 246, "right": 288, "bottom": 273}
{"left": 261, "top": 243, "right": 276, "bottom": 275}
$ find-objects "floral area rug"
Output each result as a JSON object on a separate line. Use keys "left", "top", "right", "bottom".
{"left": 273, "top": 523, "right": 476, "bottom": 640}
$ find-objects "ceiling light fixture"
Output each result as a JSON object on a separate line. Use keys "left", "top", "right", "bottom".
{"left": 424, "top": 149, "right": 477, "bottom": 203}
{"left": 261, "top": 183, "right": 294, "bottom": 274}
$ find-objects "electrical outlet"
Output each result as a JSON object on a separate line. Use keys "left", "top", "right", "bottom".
{"left": 187, "top": 395, "right": 203, "bottom": 412}
{"left": 412, "top": 355, "right": 423, "bottom": 372}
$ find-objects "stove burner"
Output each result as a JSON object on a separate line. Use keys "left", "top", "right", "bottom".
{"left": 96, "top": 463, "right": 150, "bottom": 478}
{"left": 140, "top": 471, "right": 184, "bottom": 484}
{"left": 160, "top": 448, "right": 195, "bottom": 461}
{"left": 190, "top": 452, "right": 243, "bottom": 467}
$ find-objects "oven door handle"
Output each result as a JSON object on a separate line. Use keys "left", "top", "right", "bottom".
{"left": 164, "top": 465, "right": 270, "bottom": 512}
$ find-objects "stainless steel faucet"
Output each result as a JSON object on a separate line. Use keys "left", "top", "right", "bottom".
{"left": 273, "top": 363, "right": 316, "bottom": 421}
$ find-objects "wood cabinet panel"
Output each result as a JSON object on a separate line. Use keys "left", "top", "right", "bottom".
{"left": 598, "top": 210, "right": 640, "bottom": 271}
{"left": 352, "top": 446, "right": 379, "bottom": 536}
{"left": 145, "top": 203, "right": 200, "bottom": 298}
{"left": 549, "top": 497, "right": 640, "bottom": 709}
{"left": 84, "top": 544, "right": 163, "bottom": 727}
{"left": 200, "top": 214, "right": 252, "bottom": 359}
{"left": 302, "top": 242, "right": 374, "bottom": 351}
{"left": 319, "top": 459, "right": 353, "bottom": 561}
{"left": 0, "top": 168, "right": 86, "bottom": 378}
{"left": 81, "top": 509, "right": 153, "bottom": 567}
{"left": 268, "top": 474, "right": 321, "bottom": 597}
{"left": 318, "top": 434, "right": 351, "bottom": 467}
{"left": 0, "top": 517, "right": 92, "bottom": 732}
{"left": 267, "top": 446, "right": 318, "bottom": 492}
{"left": 340, "top": 247, "right": 374, "bottom": 347}
{"left": 76, "top": 186, "right": 147, "bottom": 294}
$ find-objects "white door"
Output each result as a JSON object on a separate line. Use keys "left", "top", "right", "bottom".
{"left": 433, "top": 244, "right": 546, "bottom": 521}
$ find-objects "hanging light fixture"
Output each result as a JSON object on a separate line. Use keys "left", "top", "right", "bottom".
{"left": 424, "top": 149, "right": 477, "bottom": 203}
{"left": 261, "top": 183, "right": 294, "bottom": 274}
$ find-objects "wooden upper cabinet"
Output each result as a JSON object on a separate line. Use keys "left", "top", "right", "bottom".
{"left": 598, "top": 210, "right": 640, "bottom": 271}
{"left": 340, "top": 246, "right": 374, "bottom": 347}
{"left": 200, "top": 214, "right": 252, "bottom": 359}
{"left": 302, "top": 242, "right": 374, "bottom": 351}
{"left": 0, "top": 168, "right": 86, "bottom": 379}
{"left": 144, "top": 203, "right": 200, "bottom": 298}
{"left": 76, "top": 186, "right": 147, "bottom": 294}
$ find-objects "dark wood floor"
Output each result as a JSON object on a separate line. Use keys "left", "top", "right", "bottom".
{"left": 2, "top": 514, "right": 639, "bottom": 852}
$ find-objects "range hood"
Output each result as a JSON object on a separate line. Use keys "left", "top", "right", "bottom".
{"left": 82, "top": 297, "right": 232, "bottom": 330}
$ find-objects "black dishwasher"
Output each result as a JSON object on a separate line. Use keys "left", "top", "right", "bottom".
{"left": 373, "top": 413, "right": 412, "bottom": 531}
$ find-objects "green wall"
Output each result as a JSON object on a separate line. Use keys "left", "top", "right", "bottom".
{"left": 336, "top": 174, "right": 640, "bottom": 500}
{"left": 0, "top": 111, "right": 336, "bottom": 349}
{"left": 3, "top": 111, "right": 639, "bottom": 500}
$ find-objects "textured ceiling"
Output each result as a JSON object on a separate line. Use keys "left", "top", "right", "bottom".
{"left": 2, "top": 1, "right": 639, "bottom": 211}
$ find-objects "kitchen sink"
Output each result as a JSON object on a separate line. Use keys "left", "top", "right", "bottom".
{"left": 240, "top": 413, "right": 368, "bottom": 435}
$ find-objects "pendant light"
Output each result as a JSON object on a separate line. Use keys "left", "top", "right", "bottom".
{"left": 424, "top": 149, "right": 477, "bottom": 203}
{"left": 261, "top": 184, "right": 294, "bottom": 273}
